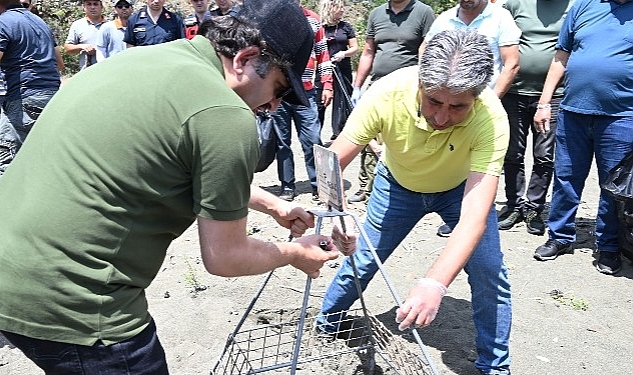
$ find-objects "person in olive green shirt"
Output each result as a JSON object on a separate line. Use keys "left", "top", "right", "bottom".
{"left": 0, "top": 1, "right": 352, "bottom": 373}
{"left": 498, "top": 0, "right": 573, "bottom": 235}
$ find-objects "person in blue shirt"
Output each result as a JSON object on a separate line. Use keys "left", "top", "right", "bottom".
{"left": 96, "top": 0, "right": 133, "bottom": 61}
{"left": 0, "top": 0, "right": 63, "bottom": 177}
{"left": 124, "top": 0, "right": 185, "bottom": 47}
{"left": 533, "top": 0, "right": 633, "bottom": 275}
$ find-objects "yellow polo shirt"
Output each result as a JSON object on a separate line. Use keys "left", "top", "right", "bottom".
{"left": 342, "top": 66, "right": 509, "bottom": 193}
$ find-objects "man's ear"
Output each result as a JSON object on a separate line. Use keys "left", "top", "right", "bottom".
{"left": 232, "top": 46, "right": 261, "bottom": 75}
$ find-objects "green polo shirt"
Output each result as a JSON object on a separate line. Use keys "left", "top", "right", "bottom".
{"left": 366, "top": 0, "right": 435, "bottom": 80}
{"left": 0, "top": 36, "right": 258, "bottom": 345}
{"left": 342, "top": 66, "right": 509, "bottom": 193}
{"left": 504, "top": 0, "right": 571, "bottom": 96}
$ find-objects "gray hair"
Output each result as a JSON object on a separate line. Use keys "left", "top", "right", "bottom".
{"left": 419, "top": 29, "right": 494, "bottom": 97}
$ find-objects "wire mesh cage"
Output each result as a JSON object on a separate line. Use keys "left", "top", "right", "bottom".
{"left": 212, "top": 307, "right": 436, "bottom": 375}
{"left": 213, "top": 149, "right": 439, "bottom": 375}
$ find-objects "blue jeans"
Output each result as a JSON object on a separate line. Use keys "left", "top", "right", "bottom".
{"left": 501, "top": 94, "right": 559, "bottom": 212}
{"left": 0, "top": 90, "right": 57, "bottom": 177}
{"left": 273, "top": 88, "right": 322, "bottom": 191}
{"left": 0, "top": 320, "right": 169, "bottom": 374}
{"left": 548, "top": 110, "right": 633, "bottom": 252}
{"left": 317, "top": 163, "right": 512, "bottom": 374}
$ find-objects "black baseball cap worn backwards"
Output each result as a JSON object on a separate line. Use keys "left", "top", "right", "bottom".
{"left": 238, "top": 0, "right": 313, "bottom": 106}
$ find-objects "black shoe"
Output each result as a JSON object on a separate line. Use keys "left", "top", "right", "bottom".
{"left": 313, "top": 320, "right": 336, "bottom": 342}
{"left": 524, "top": 209, "right": 545, "bottom": 235}
{"left": 347, "top": 190, "right": 366, "bottom": 203}
{"left": 278, "top": 188, "right": 295, "bottom": 202}
{"left": 498, "top": 209, "right": 523, "bottom": 230}
{"left": 596, "top": 251, "right": 622, "bottom": 275}
{"left": 534, "top": 239, "right": 571, "bottom": 261}
{"left": 311, "top": 188, "right": 320, "bottom": 203}
{"left": 437, "top": 223, "right": 452, "bottom": 237}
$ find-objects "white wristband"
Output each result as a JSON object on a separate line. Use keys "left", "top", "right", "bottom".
{"left": 536, "top": 103, "right": 551, "bottom": 110}
{"left": 417, "top": 278, "right": 448, "bottom": 296}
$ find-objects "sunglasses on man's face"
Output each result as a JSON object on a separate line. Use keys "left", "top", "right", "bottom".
{"left": 115, "top": 3, "right": 131, "bottom": 8}
{"left": 275, "top": 87, "right": 292, "bottom": 100}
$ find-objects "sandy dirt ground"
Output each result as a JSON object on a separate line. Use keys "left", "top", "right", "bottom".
{"left": 2, "top": 120, "right": 633, "bottom": 375}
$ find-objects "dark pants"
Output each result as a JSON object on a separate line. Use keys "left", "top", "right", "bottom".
{"left": 0, "top": 90, "right": 57, "bottom": 178}
{"left": 501, "top": 93, "right": 560, "bottom": 213}
{"left": 1, "top": 320, "right": 169, "bottom": 375}
{"left": 548, "top": 110, "right": 633, "bottom": 251}
{"left": 316, "top": 63, "right": 353, "bottom": 139}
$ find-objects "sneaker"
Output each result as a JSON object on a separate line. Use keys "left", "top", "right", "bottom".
{"left": 437, "top": 223, "right": 452, "bottom": 237}
{"left": 347, "top": 190, "right": 366, "bottom": 203}
{"left": 534, "top": 239, "right": 571, "bottom": 261}
{"left": 311, "top": 188, "right": 320, "bottom": 203}
{"left": 278, "top": 188, "right": 295, "bottom": 202}
{"left": 524, "top": 209, "right": 545, "bottom": 235}
{"left": 498, "top": 209, "right": 523, "bottom": 230}
{"left": 596, "top": 251, "right": 622, "bottom": 275}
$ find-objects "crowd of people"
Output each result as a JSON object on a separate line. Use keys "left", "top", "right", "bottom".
{"left": 0, "top": 0, "right": 631, "bottom": 374}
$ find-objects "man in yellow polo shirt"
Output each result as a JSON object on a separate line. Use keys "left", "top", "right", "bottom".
{"left": 316, "top": 29, "right": 512, "bottom": 375}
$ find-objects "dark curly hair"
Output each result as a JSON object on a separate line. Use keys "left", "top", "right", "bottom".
{"left": 197, "top": 15, "right": 291, "bottom": 79}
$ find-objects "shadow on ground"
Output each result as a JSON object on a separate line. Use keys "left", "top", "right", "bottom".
{"left": 0, "top": 332, "right": 14, "bottom": 349}
{"left": 373, "top": 298, "right": 479, "bottom": 375}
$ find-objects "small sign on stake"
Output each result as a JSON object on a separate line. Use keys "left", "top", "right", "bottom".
{"left": 313, "top": 145, "right": 347, "bottom": 212}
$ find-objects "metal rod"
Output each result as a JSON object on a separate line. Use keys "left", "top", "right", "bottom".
{"left": 290, "top": 214, "right": 324, "bottom": 374}
{"left": 331, "top": 62, "right": 354, "bottom": 110}
{"left": 342, "top": 214, "right": 376, "bottom": 374}
{"left": 211, "top": 270, "right": 274, "bottom": 374}
{"left": 212, "top": 235, "right": 294, "bottom": 374}
{"left": 348, "top": 213, "right": 440, "bottom": 375}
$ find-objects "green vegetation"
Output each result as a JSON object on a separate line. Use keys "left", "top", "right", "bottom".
{"left": 549, "top": 289, "right": 590, "bottom": 311}
{"left": 183, "top": 258, "right": 207, "bottom": 295}
{"left": 36, "top": 0, "right": 454, "bottom": 75}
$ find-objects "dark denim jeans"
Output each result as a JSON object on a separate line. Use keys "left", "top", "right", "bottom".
{"left": 317, "top": 162, "right": 512, "bottom": 374}
{"left": 273, "top": 88, "right": 322, "bottom": 191}
{"left": 548, "top": 110, "right": 633, "bottom": 252}
{"left": 1, "top": 320, "right": 169, "bottom": 374}
{"left": 0, "top": 90, "right": 57, "bottom": 177}
{"left": 501, "top": 93, "right": 560, "bottom": 212}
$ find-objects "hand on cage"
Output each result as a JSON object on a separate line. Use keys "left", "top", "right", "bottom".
{"left": 291, "top": 235, "right": 339, "bottom": 278}
{"left": 274, "top": 203, "right": 316, "bottom": 238}
{"left": 395, "top": 278, "right": 447, "bottom": 331}
{"left": 331, "top": 216, "right": 357, "bottom": 256}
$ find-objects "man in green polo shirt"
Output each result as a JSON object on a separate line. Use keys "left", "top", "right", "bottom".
{"left": 0, "top": 0, "right": 344, "bottom": 373}
{"left": 316, "top": 29, "right": 513, "bottom": 375}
